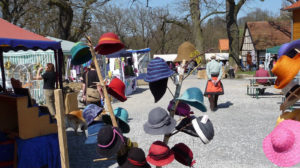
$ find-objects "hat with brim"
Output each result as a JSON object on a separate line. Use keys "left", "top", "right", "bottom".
{"left": 146, "top": 141, "right": 174, "bottom": 166}
{"left": 167, "top": 100, "right": 193, "bottom": 117}
{"left": 149, "top": 78, "right": 168, "bottom": 103}
{"left": 278, "top": 39, "right": 300, "bottom": 58}
{"left": 95, "top": 32, "right": 125, "bottom": 55}
{"left": 263, "top": 120, "right": 300, "bottom": 167}
{"left": 191, "top": 115, "right": 214, "bottom": 144}
{"left": 70, "top": 42, "right": 92, "bottom": 65}
{"left": 121, "top": 147, "right": 151, "bottom": 168}
{"left": 97, "top": 126, "right": 125, "bottom": 157}
{"left": 82, "top": 104, "right": 103, "bottom": 126}
{"left": 271, "top": 54, "right": 300, "bottom": 89}
{"left": 107, "top": 77, "right": 127, "bottom": 102}
{"left": 177, "top": 87, "right": 207, "bottom": 112}
{"left": 144, "top": 57, "right": 175, "bottom": 83}
{"left": 171, "top": 143, "right": 195, "bottom": 167}
{"left": 102, "top": 107, "right": 130, "bottom": 133}
{"left": 276, "top": 109, "right": 300, "bottom": 126}
{"left": 143, "top": 107, "right": 176, "bottom": 135}
{"left": 175, "top": 116, "right": 198, "bottom": 137}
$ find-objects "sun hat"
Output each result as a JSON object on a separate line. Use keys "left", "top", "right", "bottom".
{"left": 271, "top": 54, "right": 300, "bottom": 89}
{"left": 149, "top": 78, "right": 168, "bottom": 103}
{"left": 95, "top": 32, "right": 125, "bottom": 55}
{"left": 276, "top": 109, "right": 300, "bottom": 126}
{"left": 107, "top": 77, "right": 127, "bottom": 102}
{"left": 146, "top": 141, "right": 174, "bottom": 166}
{"left": 117, "top": 136, "right": 139, "bottom": 167}
{"left": 175, "top": 116, "right": 198, "bottom": 137}
{"left": 175, "top": 41, "right": 196, "bottom": 62}
{"left": 143, "top": 107, "right": 176, "bottom": 135}
{"left": 167, "top": 100, "right": 193, "bottom": 117}
{"left": 171, "top": 143, "right": 196, "bottom": 167}
{"left": 82, "top": 104, "right": 103, "bottom": 126}
{"left": 70, "top": 42, "right": 92, "bottom": 65}
{"left": 177, "top": 87, "right": 207, "bottom": 112}
{"left": 102, "top": 107, "right": 130, "bottom": 133}
{"left": 191, "top": 115, "right": 214, "bottom": 144}
{"left": 144, "top": 57, "right": 175, "bottom": 83}
{"left": 278, "top": 39, "right": 300, "bottom": 58}
{"left": 97, "top": 125, "right": 125, "bottom": 157}
{"left": 263, "top": 120, "right": 300, "bottom": 167}
{"left": 121, "top": 147, "right": 151, "bottom": 168}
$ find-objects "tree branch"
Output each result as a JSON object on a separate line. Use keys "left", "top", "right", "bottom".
{"left": 162, "top": 17, "right": 190, "bottom": 31}
{"left": 200, "top": 11, "right": 226, "bottom": 23}
{"left": 236, "top": 0, "right": 246, "bottom": 14}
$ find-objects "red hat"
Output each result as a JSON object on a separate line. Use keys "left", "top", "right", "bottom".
{"left": 95, "top": 32, "right": 125, "bottom": 55}
{"left": 146, "top": 141, "right": 174, "bottom": 166}
{"left": 107, "top": 78, "right": 127, "bottom": 102}
{"left": 171, "top": 143, "right": 196, "bottom": 167}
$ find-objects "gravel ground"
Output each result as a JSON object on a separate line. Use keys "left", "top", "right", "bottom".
{"left": 68, "top": 76, "right": 298, "bottom": 168}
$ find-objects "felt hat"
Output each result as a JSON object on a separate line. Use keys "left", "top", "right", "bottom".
{"left": 117, "top": 136, "right": 139, "bottom": 167}
{"left": 82, "top": 104, "right": 103, "bottom": 126}
{"left": 70, "top": 42, "right": 92, "bottom": 65}
{"left": 175, "top": 116, "right": 198, "bottom": 137}
{"left": 121, "top": 147, "right": 151, "bottom": 168}
{"left": 102, "top": 107, "right": 130, "bottom": 133}
{"left": 271, "top": 54, "right": 300, "bottom": 89}
{"left": 167, "top": 100, "right": 193, "bottom": 117}
{"left": 68, "top": 110, "right": 85, "bottom": 122}
{"left": 149, "top": 78, "right": 168, "bottom": 103}
{"left": 278, "top": 39, "right": 300, "bottom": 58}
{"left": 276, "top": 109, "right": 300, "bottom": 126}
{"left": 144, "top": 57, "right": 175, "bottom": 83}
{"left": 175, "top": 41, "right": 196, "bottom": 62}
{"left": 263, "top": 120, "right": 300, "bottom": 167}
{"left": 177, "top": 87, "right": 207, "bottom": 112}
{"left": 143, "top": 107, "right": 176, "bottom": 135}
{"left": 97, "top": 125, "right": 125, "bottom": 157}
{"left": 107, "top": 77, "right": 127, "bottom": 102}
{"left": 95, "top": 32, "right": 124, "bottom": 55}
{"left": 191, "top": 115, "right": 214, "bottom": 144}
{"left": 146, "top": 141, "right": 174, "bottom": 166}
{"left": 171, "top": 143, "right": 196, "bottom": 167}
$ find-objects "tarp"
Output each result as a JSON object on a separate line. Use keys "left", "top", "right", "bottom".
{"left": 127, "top": 48, "right": 150, "bottom": 53}
{"left": 154, "top": 54, "right": 177, "bottom": 62}
{"left": 205, "top": 53, "right": 229, "bottom": 60}
{"left": 46, "top": 36, "right": 75, "bottom": 55}
{"left": 266, "top": 45, "right": 281, "bottom": 54}
{"left": 106, "top": 49, "right": 132, "bottom": 58}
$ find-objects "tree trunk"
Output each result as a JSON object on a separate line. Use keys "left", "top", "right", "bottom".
{"left": 189, "top": 0, "right": 205, "bottom": 64}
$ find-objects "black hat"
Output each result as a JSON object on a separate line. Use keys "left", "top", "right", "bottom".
{"left": 117, "top": 136, "right": 139, "bottom": 167}
{"left": 191, "top": 115, "right": 214, "bottom": 144}
{"left": 97, "top": 125, "right": 125, "bottom": 157}
{"left": 175, "top": 116, "right": 198, "bottom": 137}
{"left": 121, "top": 147, "right": 151, "bottom": 168}
{"left": 149, "top": 78, "right": 168, "bottom": 103}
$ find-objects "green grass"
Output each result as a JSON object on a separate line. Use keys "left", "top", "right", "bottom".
{"left": 235, "top": 70, "right": 255, "bottom": 76}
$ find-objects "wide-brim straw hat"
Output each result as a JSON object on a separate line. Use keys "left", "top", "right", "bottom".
{"left": 263, "top": 120, "right": 300, "bottom": 167}
{"left": 95, "top": 32, "right": 125, "bottom": 55}
{"left": 271, "top": 54, "right": 300, "bottom": 89}
{"left": 174, "top": 41, "right": 196, "bottom": 62}
{"left": 70, "top": 42, "right": 92, "bottom": 65}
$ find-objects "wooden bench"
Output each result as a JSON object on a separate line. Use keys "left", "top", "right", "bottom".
{"left": 245, "top": 77, "right": 277, "bottom": 99}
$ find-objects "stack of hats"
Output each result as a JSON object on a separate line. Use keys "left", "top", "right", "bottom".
{"left": 95, "top": 32, "right": 125, "bottom": 55}
{"left": 102, "top": 107, "right": 130, "bottom": 133}
{"left": 107, "top": 77, "right": 127, "bottom": 102}
{"left": 144, "top": 57, "right": 175, "bottom": 103}
{"left": 70, "top": 42, "right": 92, "bottom": 65}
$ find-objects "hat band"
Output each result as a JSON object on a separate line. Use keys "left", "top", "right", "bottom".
{"left": 149, "top": 150, "right": 172, "bottom": 160}
{"left": 148, "top": 116, "right": 171, "bottom": 129}
{"left": 97, "top": 128, "right": 124, "bottom": 148}
{"left": 192, "top": 119, "right": 209, "bottom": 144}
{"left": 128, "top": 158, "right": 146, "bottom": 166}
{"left": 99, "top": 37, "right": 121, "bottom": 43}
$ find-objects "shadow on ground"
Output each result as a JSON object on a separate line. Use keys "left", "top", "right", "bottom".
{"left": 217, "top": 101, "right": 234, "bottom": 109}
{"left": 133, "top": 87, "right": 148, "bottom": 94}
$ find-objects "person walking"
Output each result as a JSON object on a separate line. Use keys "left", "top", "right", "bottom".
{"left": 204, "top": 55, "right": 224, "bottom": 111}
{"left": 36, "top": 63, "right": 56, "bottom": 118}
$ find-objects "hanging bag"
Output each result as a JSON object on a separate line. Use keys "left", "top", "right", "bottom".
{"left": 86, "top": 72, "right": 101, "bottom": 102}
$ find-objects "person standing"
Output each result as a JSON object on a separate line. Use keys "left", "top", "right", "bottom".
{"left": 36, "top": 63, "right": 56, "bottom": 118}
{"left": 204, "top": 55, "right": 224, "bottom": 111}
{"left": 255, "top": 64, "right": 270, "bottom": 95}
{"left": 246, "top": 52, "right": 252, "bottom": 71}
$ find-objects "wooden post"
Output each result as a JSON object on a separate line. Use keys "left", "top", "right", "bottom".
{"left": 85, "top": 36, "right": 118, "bottom": 127}
{"left": 54, "top": 89, "right": 70, "bottom": 168}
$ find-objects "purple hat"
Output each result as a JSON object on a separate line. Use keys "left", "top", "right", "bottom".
{"left": 82, "top": 104, "right": 103, "bottom": 126}
{"left": 167, "top": 100, "right": 193, "bottom": 117}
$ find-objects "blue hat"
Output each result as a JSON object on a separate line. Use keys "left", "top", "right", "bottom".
{"left": 71, "top": 42, "right": 92, "bottom": 65}
{"left": 82, "top": 104, "right": 103, "bottom": 126}
{"left": 144, "top": 58, "right": 175, "bottom": 82}
{"left": 102, "top": 107, "right": 130, "bottom": 133}
{"left": 177, "top": 87, "right": 207, "bottom": 112}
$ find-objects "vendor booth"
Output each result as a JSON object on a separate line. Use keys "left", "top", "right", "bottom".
{"left": 0, "top": 18, "right": 63, "bottom": 167}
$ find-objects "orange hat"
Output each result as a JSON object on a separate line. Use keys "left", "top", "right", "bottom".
{"left": 95, "top": 32, "right": 124, "bottom": 55}
{"left": 271, "top": 54, "right": 300, "bottom": 89}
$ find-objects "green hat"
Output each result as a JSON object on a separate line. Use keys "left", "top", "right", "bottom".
{"left": 102, "top": 107, "right": 130, "bottom": 133}
{"left": 70, "top": 42, "right": 92, "bottom": 65}
{"left": 177, "top": 87, "right": 207, "bottom": 112}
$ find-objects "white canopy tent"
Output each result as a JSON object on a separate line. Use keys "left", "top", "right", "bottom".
{"left": 153, "top": 54, "right": 177, "bottom": 62}
{"left": 205, "top": 53, "right": 229, "bottom": 60}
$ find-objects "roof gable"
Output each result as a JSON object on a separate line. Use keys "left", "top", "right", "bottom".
{"left": 283, "top": 1, "right": 300, "bottom": 11}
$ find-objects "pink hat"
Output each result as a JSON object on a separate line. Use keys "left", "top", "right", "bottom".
{"left": 263, "top": 120, "right": 300, "bottom": 167}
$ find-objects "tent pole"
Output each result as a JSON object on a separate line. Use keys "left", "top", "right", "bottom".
{"left": 54, "top": 50, "right": 59, "bottom": 89}
{"left": 0, "top": 49, "right": 5, "bottom": 90}
{"left": 58, "top": 49, "right": 64, "bottom": 89}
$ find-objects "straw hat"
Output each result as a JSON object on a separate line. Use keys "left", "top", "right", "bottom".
{"left": 271, "top": 54, "right": 300, "bottom": 89}
{"left": 174, "top": 41, "right": 196, "bottom": 62}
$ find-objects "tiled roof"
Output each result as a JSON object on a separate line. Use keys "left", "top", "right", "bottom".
{"left": 283, "top": 1, "right": 300, "bottom": 11}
